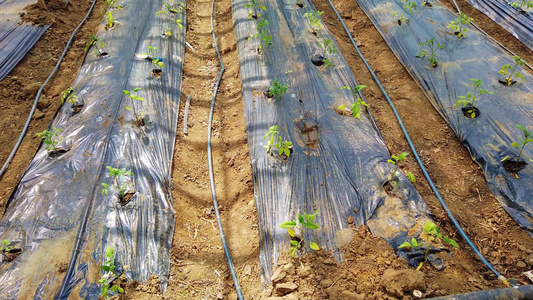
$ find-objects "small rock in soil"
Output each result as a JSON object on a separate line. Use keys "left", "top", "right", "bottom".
{"left": 271, "top": 268, "right": 287, "bottom": 283}
{"left": 281, "top": 262, "right": 295, "bottom": 275}
{"left": 381, "top": 269, "right": 426, "bottom": 298}
{"left": 347, "top": 216, "right": 354, "bottom": 224}
{"left": 526, "top": 254, "right": 533, "bottom": 265}
{"left": 320, "top": 278, "right": 333, "bottom": 288}
{"left": 275, "top": 282, "right": 298, "bottom": 295}
{"left": 33, "top": 110, "right": 45, "bottom": 120}
{"left": 299, "top": 265, "right": 312, "bottom": 278}
{"left": 517, "top": 261, "right": 527, "bottom": 268}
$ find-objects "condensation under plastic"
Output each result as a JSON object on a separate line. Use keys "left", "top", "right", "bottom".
{"left": 231, "top": 0, "right": 438, "bottom": 286}
{"left": 355, "top": 0, "right": 533, "bottom": 235}
{"left": 0, "top": 0, "right": 49, "bottom": 81}
{"left": 0, "top": 0, "right": 185, "bottom": 298}
{"left": 464, "top": 0, "right": 533, "bottom": 52}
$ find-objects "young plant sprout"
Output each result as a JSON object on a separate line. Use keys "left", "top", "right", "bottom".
{"left": 1, "top": 239, "right": 14, "bottom": 252}
{"left": 249, "top": 19, "right": 272, "bottom": 53}
{"left": 105, "top": 11, "right": 115, "bottom": 29}
{"left": 387, "top": 152, "right": 416, "bottom": 187}
{"left": 142, "top": 46, "right": 165, "bottom": 77}
{"left": 303, "top": 10, "right": 324, "bottom": 34}
{"left": 104, "top": 0, "right": 124, "bottom": 10}
{"left": 509, "top": 0, "right": 533, "bottom": 10}
{"left": 156, "top": 0, "right": 184, "bottom": 37}
{"left": 36, "top": 127, "right": 63, "bottom": 153}
{"left": 61, "top": 87, "right": 77, "bottom": 104}
{"left": 416, "top": 38, "right": 446, "bottom": 68}
{"left": 498, "top": 56, "right": 526, "bottom": 86}
{"left": 502, "top": 125, "right": 533, "bottom": 164}
{"left": 245, "top": 0, "right": 266, "bottom": 19}
{"left": 264, "top": 125, "right": 293, "bottom": 158}
{"left": 101, "top": 166, "right": 133, "bottom": 201}
{"left": 268, "top": 79, "right": 288, "bottom": 100}
{"left": 319, "top": 39, "right": 337, "bottom": 69}
{"left": 338, "top": 85, "right": 368, "bottom": 119}
{"left": 447, "top": 12, "right": 473, "bottom": 38}
{"left": 280, "top": 210, "right": 320, "bottom": 257}
{"left": 392, "top": 0, "right": 415, "bottom": 25}
{"left": 84, "top": 34, "right": 106, "bottom": 56}
{"left": 399, "top": 221, "right": 459, "bottom": 270}
{"left": 99, "top": 247, "right": 125, "bottom": 299}
{"left": 123, "top": 88, "right": 145, "bottom": 126}
{"left": 456, "top": 78, "right": 494, "bottom": 118}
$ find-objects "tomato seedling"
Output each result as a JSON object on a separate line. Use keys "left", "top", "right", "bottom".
{"left": 156, "top": 0, "right": 184, "bottom": 37}
{"left": 104, "top": 0, "right": 123, "bottom": 10}
{"left": 447, "top": 12, "right": 473, "bottom": 38}
{"left": 1, "top": 239, "right": 14, "bottom": 252}
{"left": 416, "top": 38, "right": 446, "bottom": 67}
{"left": 499, "top": 55, "right": 526, "bottom": 86}
{"left": 36, "top": 127, "right": 63, "bottom": 153}
{"left": 249, "top": 18, "right": 272, "bottom": 53}
{"left": 399, "top": 221, "right": 459, "bottom": 270}
{"left": 509, "top": 0, "right": 533, "bottom": 10}
{"left": 142, "top": 46, "right": 165, "bottom": 76}
{"left": 303, "top": 10, "right": 323, "bottom": 34}
{"left": 105, "top": 11, "right": 115, "bottom": 29}
{"left": 338, "top": 85, "right": 368, "bottom": 119}
{"left": 84, "top": 34, "right": 106, "bottom": 56}
{"left": 392, "top": 0, "right": 415, "bottom": 25}
{"left": 264, "top": 125, "right": 293, "bottom": 158}
{"left": 456, "top": 78, "right": 494, "bottom": 118}
{"left": 245, "top": 0, "right": 266, "bottom": 19}
{"left": 502, "top": 125, "right": 533, "bottom": 164}
{"left": 280, "top": 210, "right": 320, "bottom": 257}
{"left": 319, "top": 39, "right": 337, "bottom": 69}
{"left": 99, "top": 247, "right": 125, "bottom": 299}
{"left": 387, "top": 152, "right": 415, "bottom": 187}
{"left": 101, "top": 166, "right": 133, "bottom": 199}
{"left": 268, "top": 79, "right": 288, "bottom": 100}
{"left": 123, "top": 88, "right": 145, "bottom": 126}
{"left": 61, "top": 87, "right": 77, "bottom": 104}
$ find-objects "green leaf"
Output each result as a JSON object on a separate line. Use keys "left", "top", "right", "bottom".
{"left": 290, "top": 247, "right": 297, "bottom": 257}
{"left": 411, "top": 237, "right": 419, "bottom": 247}
{"left": 338, "top": 104, "right": 347, "bottom": 110}
{"left": 279, "top": 221, "right": 297, "bottom": 228}
{"left": 110, "top": 285, "right": 119, "bottom": 292}
{"left": 105, "top": 246, "right": 114, "bottom": 258}
{"left": 118, "top": 287, "right": 124, "bottom": 293}
{"left": 308, "top": 209, "right": 319, "bottom": 220}
{"left": 310, "top": 242, "right": 319, "bottom": 250}
{"left": 407, "top": 172, "right": 416, "bottom": 184}
{"left": 305, "top": 222, "right": 320, "bottom": 229}
{"left": 298, "top": 214, "right": 304, "bottom": 224}
{"left": 100, "top": 265, "right": 110, "bottom": 272}
{"left": 399, "top": 242, "right": 412, "bottom": 249}
{"left": 123, "top": 90, "right": 130, "bottom": 95}
{"left": 416, "top": 262, "right": 424, "bottom": 271}
{"left": 287, "top": 229, "right": 295, "bottom": 237}
{"left": 511, "top": 142, "right": 520, "bottom": 148}
{"left": 291, "top": 240, "right": 298, "bottom": 246}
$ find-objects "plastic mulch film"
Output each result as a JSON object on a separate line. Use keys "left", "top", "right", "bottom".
{"left": 0, "top": 0, "right": 185, "bottom": 298}
{"left": 356, "top": 0, "right": 533, "bottom": 235}
{"left": 464, "top": 0, "right": 533, "bottom": 51}
{"left": 0, "top": 0, "right": 49, "bottom": 81}
{"left": 232, "top": 0, "right": 436, "bottom": 286}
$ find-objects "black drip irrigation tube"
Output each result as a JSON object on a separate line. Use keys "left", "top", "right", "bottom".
{"left": 450, "top": 0, "right": 533, "bottom": 73}
{"left": 0, "top": 0, "right": 98, "bottom": 179}
{"left": 326, "top": 0, "right": 514, "bottom": 288}
{"left": 209, "top": 0, "right": 244, "bottom": 298}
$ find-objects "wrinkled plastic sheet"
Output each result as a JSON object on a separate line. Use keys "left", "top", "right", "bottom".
{"left": 356, "top": 0, "right": 533, "bottom": 235}
{"left": 0, "top": 0, "right": 185, "bottom": 298}
{"left": 0, "top": 0, "right": 49, "bottom": 81}
{"left": 464, "top": 0, "right": 533, "bottom": 51}
{"left": 232, "top": 0, "right": 436, "bottom": 285}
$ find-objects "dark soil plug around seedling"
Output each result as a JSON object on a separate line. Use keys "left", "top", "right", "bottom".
{"left": 135, "top": 117, "right": 145, "bottom": 127}
{"left": 498, "top": 78, "right": 517, "bottom": 86}
{"left": 382, "top": 180, "right": 398, "bottom": 197}
{"left": 71, "top": 98, "right": 85, "bottom": 114}
{"left": 461, "top": 105, "right": 480, "bottom": 119}
{"left": 264, "top": 88, "right": 273, "bottom": 99}
{"left": 398, "top": 19, "right": 402, "bottom": 26}
{"left": 503, "top": 160, "right": 527, "bottom": 174}
{"left": 49, "top": 147, "right": 70, "bottom": 157}
{"left": 312, "top": 53, "right": 325, "bottom": 66}
{"left": 432, "top": 61, "right": 438, "bottom": 68}
{"left": 151, "top": 69, "right": 162, "bottom": 78}
{"left": 97, "top": 50, "right": 109, "bottom": 57}
{"left": 2, "top": 248, "right": 22, "bottom": 263}
{"left": 296, "top": 2, "right": 303, "bottom": 8}
{"left": 424, "top": 2, "right": 432, "bottom": 7}
{"left": 280, "top": 147, "right": 294, "bottom": 161}
{"left": 119, "top": 190, "right": 135, "bottom": 206}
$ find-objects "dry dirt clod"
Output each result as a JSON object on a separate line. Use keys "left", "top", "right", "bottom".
{"left": 381, "top": 269, "right": 426, "bottom": 298}
{"left": 274, "top": 282, "right": 298, "bottom": 295}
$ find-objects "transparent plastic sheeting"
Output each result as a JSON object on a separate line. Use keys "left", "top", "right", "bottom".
{"left": 356, "top": 0, "right": 533, "bottom": 235}
{"left": 231, "top": 0, "right": 436, "bottom": 286}
{"left": 0, "top": 0, "right": 49, "bottom": 81}
{"left": 464, "top": 0, "right": 533, "bottom": 51}
{"left": 0, "top": 0, "right": 185, "bottom": 298}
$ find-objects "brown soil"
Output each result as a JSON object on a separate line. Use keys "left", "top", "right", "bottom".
{"left": 314, "top": 0, "right": 533, "bottom": 291}
{"left": 0, "top": 0, "right": 107, "bottom": 216}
